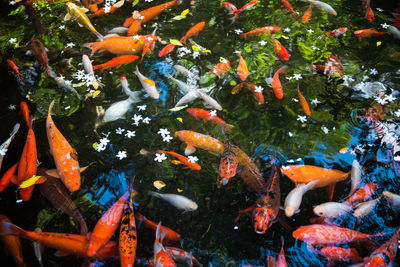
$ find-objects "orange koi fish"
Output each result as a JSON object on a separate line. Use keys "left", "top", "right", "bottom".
{"left": 86, "top": 36, "right": 150, "bottom": 55}
{"left": 244, "top": 82, "right": 264, "bottom": 104}
{"left": 20, "top": 102, "right": 30, "bottom": 127}
{"left": 323, "top": 27, "right": 347, "bottom": 38}
{"left": 159, "top": 43, "right": 176, "bottom": 57}
{"left": 2, "top": 222, "right": 118, "bottom": 260}
{"left": 126, "top": 0, "right": 181, "bottom": 36}
{"left": 363, "top": 229, "right": 400, "bottom": 266}
{"left": 320, "top": 246, "right": 362, "bottom": 264}
{"left": 297, "top": 87, "right": 311, "bottom": 115}
{"left": 219, "top": 140, "right": 239, "bottom": 185}
{"left": 234, "top": 0, "right": 258, "bottom": 18}
{"left": 186, "top": 108, "right": 232, "bottom": 132}
{"left": 281, "top": 0, "right": 298, "bottom": 18}
{"left": 180, "top": 21, "right": 206, "bottom": 44}
{"left": 240, "top": 26, "right": 281, "bottom": 38}
{"left": 272, "top": 38, "right": 290, "bottom": 61}
{"left": 311, "top": 64, "right": 343, "bottom": 77}
{"left": 165, "top": 247, "right": 201, "bottom": 266}
{"left": 141, "top": 34, "right": 157, "bottom": 62}
{"left": 209, "top": 57, "right": 231, "bottom": 77}
{"left": 252, "top": 161, "right": 280, "bottom": 234}
{"left": 345, "top": 182, "right": 377, "bottom": 203}
{"left": 236, "top": 53, "right": 249, "bottom": 81}
{"left": 302, "top": 4, "right": 312, "bottom": 24}
{"left": 327, "top": 54, "right": 343, "bottom": 68}
{"left": 156, "top": 150, "right": 201, "bottom": 170}
{"left": 87, "top": 191, "right": 129, "bottom": 257}
{"left": 135, "top": 213, "right": 181, "bottom": 242}
{"left": 0, "top": 216, "right": 26, "bottom": 267}
{"left": 292, "top": 224, "right": 384, "bottom": 246}
{"left": 272, "top": 66, "right": 286, "bottom": 99}
{"left": 175, "top": 130, "right": 224, "bottom": 156}
{"left": 153, "top": 222, "right": 176, "bottom": 267}
{"left": 89, "top": 5, "right": 119, "bottom": 18}
{"left": 46, "top": 101, "right": 81, "bottom": 192}
{"left": 7, "top": 59, "right": 24, "bottom": 80}
{"left": 365, "top": 4, "right": 374, "bottom": 22}
{"left": 30, "top": 38, "right": 52, "bottom": 76}
{"left": 92, "top": 55, "right": 139, "bottom": 70}
{"left": 0, "top": 162, "right": 18, "bottom": 193}
{"left": 354, "top": 29, "right": 386, "bottom": 40}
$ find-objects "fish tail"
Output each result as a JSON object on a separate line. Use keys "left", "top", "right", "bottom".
{"left": 148, "top": 191, "right": 160, "bottom": 198}
{"left": 85, "top": 42, "right": 100, "bottom": 55}
{"left": 134, "top": 212, "right": 146, "bottom": 223}
{"left": 134, "top": 65, "right": 139, "bottom": 76}
{"left": 155, "top": 222, "right": 162, "bottom": 243}
{"left": 79, "top": 217, "right": 88, "bottom": 236}
{"left": 2, "top": 221, "right": 27, "bottom": 238}
{"left": 48, "top": 100, "right": 55, "bottom": 117}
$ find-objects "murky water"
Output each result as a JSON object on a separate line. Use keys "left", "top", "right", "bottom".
{"left": 1, "top": 0, "right": 400, "bottom": 266}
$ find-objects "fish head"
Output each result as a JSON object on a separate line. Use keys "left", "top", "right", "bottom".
{"left": 280, "top": 165, "right": 297, "bottom": 180}
{"left": 312, "top": 205, "right": 326, "bottom": 217}
{"left": 188, "top": 202, "right": 198, "bottom": 211}
{"left": 252, "top": 206, "right": 272, "bottom": 234}
{"left": 66, "top": 2, "right": 76, "bottom": 12}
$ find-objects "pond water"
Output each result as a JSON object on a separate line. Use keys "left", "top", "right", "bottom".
{"left": 1, "top": 0, "right": 400, "bottom": 266}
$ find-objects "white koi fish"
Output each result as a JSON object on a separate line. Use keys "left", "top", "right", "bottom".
{"left": 0, "top": 123, "right": 20, "bottom": 171}
{"left": 303, "top": 0, "right": 337, "bottom": 16}
{"left": 168, "top": 75, "right": 197, "bottom": 94}
{"left": 348, "top": 159, "right": 362, "bottom": 198}
{"left": 388, "top": 25, "right": 400, "bottom": 40}
{"left": 120, "top": 76, "right": 141, "bottom": 102}
{"left": 107, "top": 26, "right": 129, "bottom": 35}
{"left": 383, "top": 191, "right": 400, "bottom": 213}
{"left": 135, "top": 66, "right": 159, "bottom": 99}
{"left": 313, "top": 201, "right": 353, "bottom": 218}
{"left": 82, "top": 54, "right": 103, "bottom": 89}
{"left": 284, "top": 180, "right": 319, "bottom": 217}
{"left": 353, "top": 197, "right": 380, "bottom": 218}
{"left": 174, "top": 65, "right": 200, "bottom": 81}
{"left": 148, "top": 191, "right": 198, "bottom": 211}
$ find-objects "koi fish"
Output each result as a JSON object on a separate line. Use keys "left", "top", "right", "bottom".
{"left": 292, "top": 224, "right": 383, "bottom": 246}
{"left": 311, "top": 64, "right": 343, "bottom": 77}
{"left": 347, "top": 160, "right": 362, "bottom": 196}
{"left": 165, "top": 247, "right": 201, "bottom": 266}
{"left": 0, "top": 123, "right": 20, "bottom": 171}
{"left": 30, "top": 38, "right": 53, "bottom": 76}
{"left": 81, "top": 0, "right": 100, "bottom": 13}
{"left": 196, "top": 90, "right": 223, "bottom": 110}
{"left": 281, "top": 0, "right": 298, "bottom": 18}
{"left": 141, "top": 34, "right": 157, "bottom": 62}
{"left": 187, "top": 108, "right": 232, "bottom": 131}
{"left": 345, "top": 182, "right": 377, "bottom": 203}
{"left": 46, "top": 101, "right": 81, "bottom": 192}
{"left": 236, "top": 53, "right": 249, "bottom": 81}
{"left": 302, "top": 0, "right": 337, "bottom": 16}
{"left": 209, "top": 57, "right": 231, "bottom": 77}
{"left": 388, "top": 25, "right": 400, "bottom": 40}
{"left": 87, "top": 191, "right": 129, "bottom": 257}
{"left": 20, "top": 102, "right": 30, "bottom": 127}
{"left": 252, "top": 160, "right": 280, "bottom": 234}
{"left": 126, "top": 0, "right": 181, "bottom": 36}
{"left": 175, "top": 90, "right": 201, "bottom": 107}
{"left": 148, "top": 191, "right": 198, "bottom": 211}
{"left": 363, "top": 229, "right": 400, "bottom": 266}
{"left": 222, "top": 1, "right": 257, "bottom": 21}
{"left": 322, "top": 27, "right": 347, "bottom": 38}
{"left": 51, "top": 75, "right": 81, "bottom": 98}
{"left": 167, "top": 75, "right": 197, "bottom": 94}
{"left": 92, "top": 55, "right": 139, "bottom": 70}
{"left": 174, "top": 65, "right": 200, "bottom": 81}
{"left": 89, "top": 0, "right": 123, "bottom": 18}
{"left": 302, "top": 4, "right": 312, "bottom": 23}
{"left": 297, "top": 87, "right": 311, "bottom": 115}
{"left": 272, "top": 66, "right": 286, "bottom": 99}
{"left": 353, "top": 197, "right": 380, "bottom": 218}
{"left": 153, "top": 222, "right": 176, "bottom": 266}
{"left": 234, "top": 0, "right": 258, "bottom": 16}
{"left": 313, "top": 201, "right": 353, "bottom": 218}
{"left": 284, "top": 180, "right": 319, "bottom": 217}
{"left": 383, "top": 191, "right": 400, "bottom": 213}
{"left": 222, "top": 2, "right": 237, "bottom": 16}
{"left": 327, "top": 54, "right": 343, "bottom": 68}
{"left": 135, "top": 213, "right": 181, "bottom": 242}
{"left": 1, "top": 222, "right": 118, "bottom": 260}
{"left": 354, "top": 29, "right": 386, "bottom": 40}
{"left": 135, "top": 66, "right": 159, "bottom": 99}
{"left": 82, "top": 55, "right": 103, "bottom": 89}
{"left": 7, "top": 59, "right": 24, "bottom": 80}
{"left": 156, "top": 150, "right": 201, "bottom": 170}
{"left": 240, "top": 26, "right": 281, "bottom": 38}
{"left": 159, "top": 43, "right": 176, "bottom": 57}
{"left": 107, "top": 26, "right": 129, "bottom": 35}
{"left": 0, "top": 162, "right": 18, "bottom": 193}
{"left": 174, "top": 130, "right": 224, "bottom": 155}
{"left": 0, "top": 216, "right": 26, "bottom": 267}
{"left": 120, "top": 76, "right": 142, "bottom": 101}
{"left": 64, "top": 2, "right": 103, "bottom": 40}
{"left": 320, "top": 247, "right": 363, "bottom": 264}
{"left": 180, "top": 21, "right": 206, "bottom": 44}
{"left": 365, "top": 4, "right": 374, "bottom": 22}
{"left": 272, "top": 38, "right": 290, "bottom": 61}
{"left": 277, "top": 238, "right": 287, "bottom": 267}
{"left": 103, "top": 98, "right": 134, "bottom": 122}
{"left": 243, "top": 82, "right": 264, "bottom": 104}
{"left": 86, "top": 36, "right": 150, "bottom": 55}
{"left": 219, "top": 140, "right": 239, "bottom": 185}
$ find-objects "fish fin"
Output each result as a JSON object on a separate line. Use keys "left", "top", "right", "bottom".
{"left": 148, "top": 191, "right": 160, "bottom": 198}
{"left": 45, "top": 169, "right": 60, "bottom": 178}
{"left": 54, "top": 250, "right": 70, "bottom": 257}
{"left": 327, "top": 183, "right": 335, "bottom": 201}
{"left": 63, "top": 13, "right": 72, "bottom": 21}
{"left": 184, "top": 144, "right": 196, "bottom": 155}
{"left": 35, "top": 176, "right": 47, "bottom": 185}
{"left": 94, "top": 31, "right": 104, "bottom": 41}
{"left": 1, "top": 222, "right": 26, "bottom": 238}
{"left": 86, "top": 232, "right": 92, "bottom": 241}
{"left": 77, "top": 22, "right": 83, "bottom": 28}
{"left": 10, "top": 175, "right": 19, "bottom": 185}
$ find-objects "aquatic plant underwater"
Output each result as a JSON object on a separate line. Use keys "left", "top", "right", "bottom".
{"left": 1, "top": 0, "right": 400, "bottom": 266}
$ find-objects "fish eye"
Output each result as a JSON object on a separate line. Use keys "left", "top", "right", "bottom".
{"left": 319, "top": 212, "right": 323, "bottom": 216}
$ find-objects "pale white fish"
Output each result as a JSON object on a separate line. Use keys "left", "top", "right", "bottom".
{"left": 383, "top": 191, "right": 400, "bottom": 213}
{"left": 120, "top": 76, "right": 141, "bottom": 102}
{"left": 103, "top": 98, "right": 135, "bottom": 122}
{"left": 303, "top": 0, "right": 337, "bottom": 16}
{"left": 82, "top": 54, "right": 103, "bottom": 89}
{"left": 313, "top": 201, "right": 353, "bottom": 218}
{"left": 33, "top": 227, "right": 44, "bottom": 267}
{"left": 353, "top": 197, "right": 380, "bottom": 218}
{"left": 167, "top": 75, "right": 197, "bottom": 94}
{"left": 107, "top": 26, "right": 129, "bottom": 35}
{"left": 197, "top": 90, "right": 222, "bottom": 110}
{"left": 174, "top": 65, "right": 200, "bottom": 81}
{"left": 388, "top": 26, "right": 400, "bottom": 40}
{"left": 348, "top": 159, "right": 362, "bottom": 197}
{"left": 169, "top": 105, "right": 188, "bottom": 111}
{"left": 148, "top": 191, "right": 198, "bottom": 211}
{"left": 284, "top": 180, "right": 319, "bottom": 217}
{"left": 103, "top": 33, "right": 121, "bottom": 39}
{"left": 52, "top": 76, "right": 81, "bottom": 99}
{"left": 135, "top": 66, "right": 159, "bottom": 99}
{"left": 175, "top": 90, "right": 200, "bottom": 107}
{"left": 0, "top": 123, "right": 20, "bottom": 171}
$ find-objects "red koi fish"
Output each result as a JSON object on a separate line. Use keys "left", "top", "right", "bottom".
{"left": 87, "top": 192, "right": 129, "bottom": 257}
{"left": 180, "top": 21, "right": 206, "bottom": 44}
{"left": 187, "top": 108, "right": 232, "bottom": 132}
{"left": 141, "top": 35, "right": 157, "bottom": 62}
{"left": 272, "top": 38, "right": 290, "bottom": 61}
{"left": 159, "top": 43, "right": 176, "bottom": 57}
{"left": 292, "top": 224, "right": 384, "bottom": 246}
{"left": 7, "top": 59, "right": 24, "bottom": 80}
{"left": 135, "top": 213, "right": 181, "bottom": 242}
{"left": 174, "top": 130, "right": 224, "bottom": 156}
{"left": 363, "top": 229, "right": 400, "bottom": 266}
{"left": 222, "top": 1, "right": 257, "bottom": 21}
{"left": 322, "top": 27, "right": 347, "bottom": 38}
{"left": 252, "top": 160, "right": 280, "bottom": 234}
{"left": 345, "top": 182, "right": 378, "bottom": 204}
{"left": 209, "top": 57, "right": 231, "bottom": 77}
{"left": 281, "top": 0, "right": 298, "bottom": 18}
{"left": 240, "top": 26, "right": 281, "bottom": 38}
{"left": 272, "top": 66, "right": 286, "bottom": 99}
{"left": 165, "top": 247, "right": 201, "bottom": 266}
{"left": 297, "top": 87, "right": 311, "bottom": 116}
{"left": 302, "top": 4, "right": 312, "bottom": 24}
{"left": 311, "top": 64, "right": 343, "bottom": 78}
{"left": 219, "top": 140, "right": 239, "bottom": 185}
{"left": 365, "top": 4, "right": 374, "bottom": 22}
{"left": 93, "top": 55, "right": 139, "bottom": 70}
{"left": 0, "top": 162, "right": 18, "bottom": 193}
{"left": 222, "top": 2, "right": 237, "bottom": 17}
{"left": 236, "top": 53, "right": 249, "bottom": 81}
{"left": 354, "top": 29, "right": 386, "bottom": 40}
{"left": 20, "top": 101, "right": 30, "bottom": 127}
{"left": 245, "top": 82, "right": 264, "bottom": 104}
{"left": 327, "top": 54, "right": 343, "bottom": 68}
{"left": 235, "top": 0, "right": 258, "bottom": 15}
{"left": 320, "top": 246, "right": 363, "bottom": 264}
{"left": 0, "top": 216, "right": 26, "bottom": 267}
{"left": 153, "top": 222, "right": 176, "bottom": 266}
{"left": 30, "top": 38, "right": 52, "bottom": 76}
{"left": 156, "top": 150, "right": 201, "bottom": 170}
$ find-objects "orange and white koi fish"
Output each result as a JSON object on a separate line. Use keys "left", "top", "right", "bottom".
{"left": 159, "top": 43, "right": 176, "bottom": 57}
{"left": 292, "top": 224, "right": 383, "bottom": 246}
{"left": 272, "top": 38, "right": 290, "bottom": 61}
{"left": 320, "top": 246, "right": 363, "bottom": 264}
{"left": 180, "top": 21, "right": 206, "bottom": 44}
{"left": 236, "top": 53, "right": 249, "bottom": 81}
{"left": 272, "top": 66, "right": 286, "bottom": 99}
{"left": 302, "top": 4, "right": 312, "bottom": 23}
{"left": 235, "top": 0, "right": 258, "bottom": 15}
{"left": 297, "top": 87, "right": 311, "bottom": 115}
{"left": 311, "top": 64, "right": 343, "bottom": 78}
{"left": 135, "top": 66, "right": 159, "bottom": 99}
{"left": 219, "top": 140, "right": 239, "bottom": 185}
{"left": 363, "top": 229, "right": 400, "bottom": 266}
{"left": 0, "top": 123, "right": 20, "bottom": 171}
{"left": 365, "top": 4, "right": 374, "bottom": 22}
{"left": 354, "top": 29, "right": 386, "bottom": 40}
{"left": 175, "top": 130, "right": 223, "bottom": 155}
{"left": 0, "top": 215, "right": 26, "bottom": 267}
{"left": 153, "top": 222, "right": 176, "bottom": 267}
{"left": 281, "top": 0, "right": 298, "bottom": 18}
{"left": 135, "top": 213, "right": 181, "bottom": 242}
{"left": 165, "top": 247, "right": 201, "bottom": 266}
{"left": 327, "top": 54, "right": 343, "bottom": 69}
{"left": 321, "top": 27, "right": 347, "bottom": 38}
{"left": 187, "top": 108, "right": 232, "bottom": 131}
{"left": 209, "top": 57, "right": 231, "bottom": 77}
{"left": 240, "top": 26, "right": 281, "bottom": 38}
{"left": 7, "top": 59, "right": 24, "bottom": 80}
{"left": 345, "top": 182, "right": 377, "bottom": 203}
{"left": 86, "top": 36, "right": 151, "bottom": 55}
{"left": 92, "top": 55, "right": 139, "bottom": 70}
{"left": 157, "top": 150, "right": 201, "bottom": 170}
{"left": 89, "top": 0, "right": 123, "bottom": 18}
{"left": 222, "top": 1, "right": 258, "bottom": 21}
{"left": 46, "top": 101, "right": 81, "bottom": 192}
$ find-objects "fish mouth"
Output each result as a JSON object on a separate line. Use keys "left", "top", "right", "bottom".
{"left": 222, "top": 178, "right": 229, "bottom": 185}
{"left": 255, "top": 229, "right": 266, "bottom": 234}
